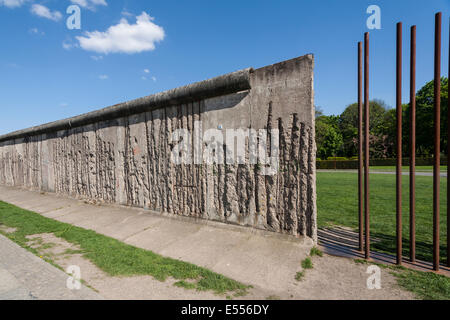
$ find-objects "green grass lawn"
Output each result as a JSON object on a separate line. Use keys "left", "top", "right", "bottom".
{"left": 0, "top": 201, "right": 249, "bottom": 296}
{"left": 317, "top": 171, "right": 448, "bottom": 264}
{"left": 318, "top": 171, "right": 450, "bottom": 299}
{"left": 354, "top": 259, "right": 450, "bottom": 300}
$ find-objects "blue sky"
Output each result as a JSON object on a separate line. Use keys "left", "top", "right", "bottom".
{"left": 0, "top": 0, "right": 449, "bottom": 135}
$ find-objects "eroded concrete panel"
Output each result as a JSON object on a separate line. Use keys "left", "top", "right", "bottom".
{"left": 0, "top": 55, "right": 316, "bottom": 240}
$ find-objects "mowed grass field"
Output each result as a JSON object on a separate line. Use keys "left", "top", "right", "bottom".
{"left": 317, "top": 170, "right": 448, "bottom": 264}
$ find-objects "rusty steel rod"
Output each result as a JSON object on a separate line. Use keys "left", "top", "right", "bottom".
{"left": 433, "top": 12, "right": 442, "bottom": 272}
{"left": 448, "top": 18, "right": 450, "bottom": 268}
{"left": 410, "top": 25, "right": 416, "bottom": 263}
{"left": 358, "top": 41, "right": 364, "bottom": 252}
{"left": 396, "top": 22, "right": 403, "bottom": 266}
{"left": 364, "top": 32, "right": 370, "bottom": 260}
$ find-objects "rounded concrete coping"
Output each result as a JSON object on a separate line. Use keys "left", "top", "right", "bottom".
{"left": 0, "top": 68, "right": 253, "bottom": 143}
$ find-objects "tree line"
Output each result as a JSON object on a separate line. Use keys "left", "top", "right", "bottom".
{"left": 316, "top": 78, "right": 449, "bottom": 160}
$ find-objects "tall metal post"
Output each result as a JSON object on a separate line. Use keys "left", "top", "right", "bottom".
{"left": 358, "top": 42, "right": 364, "bottom": 252}
{"left": 364, "top": 32, "right": 370, "bottom": 260}
{"left": 433, "top": 12, "right": 442, "bottom": 272}
{"left": 448, "top": 18, "right": 450, "bottom": 268}
{"left": 396, "top": 22, "right": 403, "bottom": 265}
{"left": 410, "top": 25, "right": 417, "bottom": 263}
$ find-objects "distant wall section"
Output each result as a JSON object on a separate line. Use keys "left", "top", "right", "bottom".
{"left": 0, "top": 55, "right": 316, "bottom": 240}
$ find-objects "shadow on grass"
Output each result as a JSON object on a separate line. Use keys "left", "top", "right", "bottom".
{"left": 318, "top": 227, "right": 449, "bottom": 268}
{"left": 372, "top": 232, "right": 449, "bottom": 266}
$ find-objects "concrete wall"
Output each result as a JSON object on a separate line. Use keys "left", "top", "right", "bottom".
{"left": 0, "top": 55, "right": 316, "bottom": 240}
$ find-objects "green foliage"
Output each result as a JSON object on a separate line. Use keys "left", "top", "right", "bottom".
{"left": 317, "top": 157, "right": 448, "bottom": 170}
{"left": 354, "top": 259, "right": 450, "bottom": 299}
{"left": 338, "top": 99, "right": 394, "bottom": 158}
{"left": 316, "top": 115, "right": 343, "bottom": 159}
{"left": 295, "top": 271, "right": 305, "bottom": 281}
{"left": 407, "top": 77, "right": 448, "bottom": 155}
{"left": 392, "top": 269, "right": 450, "bottom": 300}
{"left": 326, "top": 157, "right": 349, "bottom": 161}
{"left": 316, "top": 78, "right": 448, "bottom": 159}
{"left": 301, "top": 257, "right": 313, "bottom": 269}
{"left": 310, "top": 247, "right": 323, "bottom": 257}
{"left": 174, "top": 281, "right": 197, "bottom": 290}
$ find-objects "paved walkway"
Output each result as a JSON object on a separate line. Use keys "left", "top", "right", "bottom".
{"left": 0, "top": 234, "right": 103, "bottom": 300}
{"left": 0, "top": 185, "right": 313, "bottom": 297}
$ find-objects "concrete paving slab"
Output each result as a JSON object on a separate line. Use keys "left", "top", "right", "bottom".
{"left": 96, "top": 212, "right": 163, "bottom": 241}
{"left": 0, "top": 191, "right": 42, "bottom": 206}
{"left": 155, "top": 226, "right": 250, "bottom": 268}
{"left": 0, "top": 268, "right": 23, "bottom": 295}
{"left": 0, "top": 234, "right": 103, "bottom": 300}
{"left": 25, "top": 198, "right": 75, "bottom": 214}
{"left": 41, "top": 203, "right": 85, "bottom": 219}
{"left": 213, "top": 235, "right": 311, "bottom": 292}
{"left": 125, "top": 218, "right": 204, "bottom": 252}
{"left": 56, "top": 207, "right": 118, "bottom": 228}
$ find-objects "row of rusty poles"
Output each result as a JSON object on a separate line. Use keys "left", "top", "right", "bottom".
{"left": 358, "top": 12, "right": 449, "bottom": 271}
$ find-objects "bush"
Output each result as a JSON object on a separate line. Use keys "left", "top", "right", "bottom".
{"left": 317, "top": 160, "right": 358, "bottom": 169}
{"left": 326, "top": 157, "right": 349, "bottom": 161}
{"left": 316, "top": 157, "right": 447, "bottom": 169}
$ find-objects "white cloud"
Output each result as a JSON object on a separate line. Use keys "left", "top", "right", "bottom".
{"left": 31, "top": 4, "right": 62, "bottom": 21}
{"left": 121, "top": 10, "right": 133, "bottom": 17}
{"left": 60, "top": 102, "right": 69, "bottom": 107}
{"left": 98, "top": 74, "right": 108, "bottom": 80}
{"left": 62, "top": 39, "right": 78, "bottom": 50}
{"left": 91, "top": 55, "right": 103, "bottom": 61}
{"left": 29, "top": 27, "right": 45, "bottom": 36}
{"left": 0, "top": 0, "right": 27, "bottom": 8}
{"left": 70, "top": 0, "right": 106, "bottom": 11}
{"left": 76, "top": 12, "right": 165, "bottom": 54}
{"left": 6, "top": 63, "right": 20, "bottom": 68}
{"left": 144, "top": 69, "right": 150, "bottom": 73}
{"left": 142, "top": 75, "right": 156, "bottom": 82}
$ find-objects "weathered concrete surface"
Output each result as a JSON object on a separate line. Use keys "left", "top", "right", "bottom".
{"left": 0, "top": 234, "right": 103, "bottom": 300}
{"left": 0, "top": 185, "right": 314, "bottom": 294}
{"left": 0, "top": 55, "right": 316, "bottom": 240}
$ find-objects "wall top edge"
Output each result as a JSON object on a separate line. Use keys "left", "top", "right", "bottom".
{"left": 0, "top": 54, "right": 314, "bottom": 143}
{"left": 0, "top": 67, "right": 253, "bottom": 143}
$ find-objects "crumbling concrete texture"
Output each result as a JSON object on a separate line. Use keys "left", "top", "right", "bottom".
{"left": 0, "top": 55, "right": 316, "bottom": 241}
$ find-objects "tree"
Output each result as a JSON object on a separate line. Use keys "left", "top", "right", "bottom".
{"left": 316, "top": 115, "right": 344, "bottom": 159}
{"left": 338, "top": 99, "right": 394, "bottom": 158}
{"left": 314, "top": 77, "right": 448, "bottom": 160}
{"left": 315, "top": 106, "right": 324, "bottom": 118}
{"left": 404, "top": 77, "right": 448, "bottom": 156}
